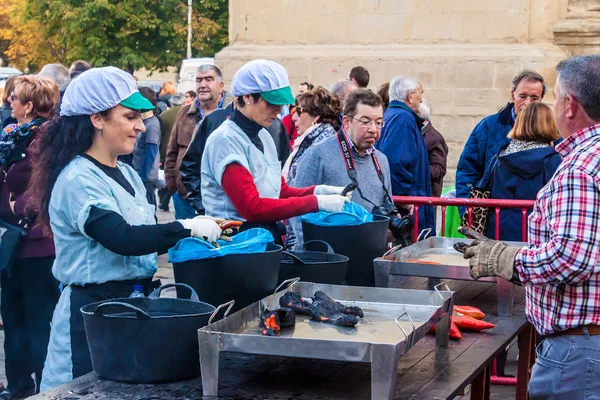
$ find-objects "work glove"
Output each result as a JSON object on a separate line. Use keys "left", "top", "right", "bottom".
{"left": 178, "top": 216, "right": 222, "bottom": 243}
{"left": 316, "top": 195, "right": 349, "bottom": 213}
{"left": 463, "top": 240, "right": 521, "bottom": 281}
{"left": 314, "top": 185, "right": 353, "bottom": 200}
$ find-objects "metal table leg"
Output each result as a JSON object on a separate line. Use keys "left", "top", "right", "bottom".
{"left": 371, "top": 344, "right": 403, "bottom": 400}
{"left": 199, "top": 332, "right": 221, "bottom": 397}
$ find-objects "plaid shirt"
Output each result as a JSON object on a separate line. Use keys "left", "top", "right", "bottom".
{"left": 515, "top": 124, "right": 600, "bottom": 335}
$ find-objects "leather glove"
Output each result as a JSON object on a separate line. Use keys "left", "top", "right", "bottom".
{"left": 316, "top": 195, "right": 349, "bottom": 213}
{"left": 314, "top": 185, "right": 345, "bottom": 196}
{"left": 463, "top": 240, "right": 521, "bottom": 281}
{"left": 178, "top": 216, "right": 222, "bottom": 244}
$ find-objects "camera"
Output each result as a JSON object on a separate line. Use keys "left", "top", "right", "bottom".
{"left": 371, "top": 203, "right": 413, "bottom": 240}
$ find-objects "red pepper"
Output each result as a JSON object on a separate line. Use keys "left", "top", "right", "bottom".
{"left": 429, "top": 321, "right": 462, "bottom": 340}
{"left": 454, "top": 305, "right": 485, "bottom": 320}
{"left": 452, "top": 315, "right": 495, "bottom": 331}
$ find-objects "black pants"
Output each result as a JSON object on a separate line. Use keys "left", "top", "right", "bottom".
{"left": 68, "top": 279, "right": 156, "bottom": 379}
{"left": 143, "top": 181, "right": 157, "bottom": 208}
{"left": 157, "top": 188, "right": 171, "bottom": 211}
{"left": 0, "top": 256, "right": 60, "bottom": 393}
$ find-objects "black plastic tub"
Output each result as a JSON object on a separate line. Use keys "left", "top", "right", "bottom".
{"left": 81, "top": 283, "right": 215, "bottom": 383}
{"left": 173, "top": 243, "right": 282, "bottom": 314}
{"left": 302, "top": 215, "right": 389, "bottom": 286}
{"left": 279, "top": 240, "right": 348, "bottom": 285}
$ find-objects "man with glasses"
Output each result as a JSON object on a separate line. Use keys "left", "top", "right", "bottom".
{"left": 376, "top": 75, "right": 435, "bottom": 237}
{"left": 292, "top": 90, "right": 395, "bottom": 244}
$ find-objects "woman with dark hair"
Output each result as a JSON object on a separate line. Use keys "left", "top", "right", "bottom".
{"left": 27, "top": 67, "right": 232, "bottom": 390}
{"left": 201, "top": 60, "right": 350, "bottom": 244}
{"left": 283, "top": 87, "right": 341, "bottom": 248}
{"left": 133, "top": 86, "right": 162, "bottom": 206}
{"left": 378, "top": 82, "right": 390, "bottom": 111}
{"left": 0, "top": 75, "right": 60, "bottom": 400}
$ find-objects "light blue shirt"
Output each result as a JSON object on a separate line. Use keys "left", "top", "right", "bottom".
{"left": 49, "top": 155, "right": 158, "bottom": 285}
{"left": 201, "top": 119, "right": 281, "bottom": 221}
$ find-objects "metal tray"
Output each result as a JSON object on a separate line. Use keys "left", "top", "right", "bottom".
{"left": 198, "top": 279, "right": 454, "bottom": 400}
{"left": 373, "top": 237, "right": 526, "bottom": 316}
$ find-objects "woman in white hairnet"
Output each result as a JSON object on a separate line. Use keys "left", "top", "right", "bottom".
{"left": 25, "top": 67, "right": 230, "bottom": 390}
{"left": 201, "top": 59, "right": 350, "bottom": 244}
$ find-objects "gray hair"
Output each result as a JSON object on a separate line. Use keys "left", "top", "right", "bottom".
{"left": 511, "top": 69, "right": 546, "bottom": 98}
{"left": 556, "top": 55, "right": 600, "bottom": 121}
{"left": 171, "top": 93, "right": 185, "bottom": 106}
{"left": 38, "top": 63, "right": 70, "bottom": 87}
{"left": 329, "top": 79, "right": 357, "bottom": 99}
{"left": 389, "top": 76, "right": 420, "bottom": 103}
{"left": 196, "top": 64, "right": 223, "bottom": 81}
{"left": 419, "top": 98, "right": 432, "bottom": 120}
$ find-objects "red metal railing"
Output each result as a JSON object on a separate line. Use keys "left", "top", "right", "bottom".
{"left": 392, "top": 196, "right": 535, "bottom": 242}
{"left": 392, "top": 195, "right": 536, "bottom": 387}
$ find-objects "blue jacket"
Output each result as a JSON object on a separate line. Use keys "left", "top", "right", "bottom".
{"left": 456, "top": 103, "right": 514, "bottom": 200}
{"left": 486, "top": 144, "right": 561, "bottom": 241}
{"left": 376, "top": 100, "right": 435, "bottom": 236}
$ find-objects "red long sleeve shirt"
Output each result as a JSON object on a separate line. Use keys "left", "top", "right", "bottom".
{"left": 221, "top": 163, "right": 317, "bottom": 224}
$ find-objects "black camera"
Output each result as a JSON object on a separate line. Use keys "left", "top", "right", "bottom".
{"left": 371, "top": 203, "right": 413, "bottom": 240}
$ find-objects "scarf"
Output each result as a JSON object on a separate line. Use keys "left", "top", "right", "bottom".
{"left": 283, "top": 123, "right": 335, "bottom": 182}
{"left": 0, "top": 118, "right": 46, "bottom": 166}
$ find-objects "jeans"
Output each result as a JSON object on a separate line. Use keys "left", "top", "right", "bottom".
{"left": 172, "top": 192, "right": 196, "bottom": 220}
{"left": 529, "top": 329, "right": 600, "bottom": 399}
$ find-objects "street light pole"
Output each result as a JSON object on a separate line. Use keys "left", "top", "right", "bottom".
{"left": 187, "top": 0, "right": 192, "bottom": 59}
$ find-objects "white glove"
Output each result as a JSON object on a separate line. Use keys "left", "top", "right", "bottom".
{"left": 316, "top": 195, "right": 349, "bottom": 213}
{"left": 314, "top": 185, "right": 345, "bottom": 195}
{"left": 178, "top": 216, "right": 222, "bottom": 243}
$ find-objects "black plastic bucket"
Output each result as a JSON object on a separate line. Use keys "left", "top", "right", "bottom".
{"left": 279, "top": 240, "right": 348, "bottom": 285}
{"left": 173, "top": 243, "right": 282, "bottom": 313}
{"left": 81, "top": 283, "right": 215, "bottom": 383}
{"left": 302, "top": 215, "right": 389, "bottom": 286}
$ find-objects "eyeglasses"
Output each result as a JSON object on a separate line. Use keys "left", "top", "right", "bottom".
{"left": 9, "top": 94, "right": 17, "bottom": 102}
{"left": 296, "top": 107, "right": 306, "bottom": 116}
{"left": 348, "top": 115, "right": 385, "bottom": 129}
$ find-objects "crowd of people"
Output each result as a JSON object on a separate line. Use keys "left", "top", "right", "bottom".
{"left": 0, "top": 53, "right": 598, "bottom": 399}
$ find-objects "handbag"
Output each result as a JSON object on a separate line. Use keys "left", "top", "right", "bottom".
{"left": 0, "top": 217, "right": 28, "bottom": 272}
{"left": 460, "top": 158, "right": 499, "bottom": 235}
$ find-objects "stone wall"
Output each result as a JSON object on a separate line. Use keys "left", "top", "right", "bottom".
{"left": 216, "top": 0, "right": 576, "bottom": 183}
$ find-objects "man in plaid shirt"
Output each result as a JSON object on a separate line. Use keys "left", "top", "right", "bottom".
{"left": 465, "top": 55, "right": 600, "bottom": 399}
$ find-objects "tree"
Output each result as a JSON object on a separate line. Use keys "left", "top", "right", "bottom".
{"left": 0, "top": 0, "right": 229, "bottom": 72}
{"left": 0, "top": 0, "right": 67, "bottom": 70}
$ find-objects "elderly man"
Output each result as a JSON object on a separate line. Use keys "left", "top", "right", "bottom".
{"left": 376, "top": 76, "right": 435, "bottom": 237}
{"left": 456, "top": 70, "right": 545, "bottom": 201}
{"left": 329, "top": 79, "right": 358, "bottom": 105}
{"left": 164, "top": 64, "right": 225, "bottom": 219}
{"left": 419, "top": 98, "right": 448, "bottom": 198}
{"left": 464, "top": 55, "right": 600, "bottom": 399}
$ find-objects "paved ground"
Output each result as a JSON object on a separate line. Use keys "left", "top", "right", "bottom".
{"left": 0, "top": 205, "right": 521, "bottom": 399}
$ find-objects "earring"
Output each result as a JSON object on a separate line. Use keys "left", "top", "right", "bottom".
{"left": 24, "top": 113, "right": 27, "bottom": 120}
{"left": 98, "top": 129, "right": 102, "bottom": 135}
{"left": 312, "top": 121, "right": 318, "bottom": 126}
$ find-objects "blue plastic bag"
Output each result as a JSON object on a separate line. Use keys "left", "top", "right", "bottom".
{"left": 168, "top": 228, "right": 275, "bottom": 262}
{"left": 300, "top": 202, "right": 374, "bottom": 227}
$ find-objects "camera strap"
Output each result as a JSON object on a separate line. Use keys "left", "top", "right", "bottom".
{"left": 336, "top": 130, "right": 392, "bottom": 206}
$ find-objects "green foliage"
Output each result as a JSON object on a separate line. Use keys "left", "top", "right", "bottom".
{"left": 0, "top": 0, "right": 229, "bottom": 71}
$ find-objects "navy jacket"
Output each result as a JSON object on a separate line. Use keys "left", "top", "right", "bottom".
{"left": 486, "top": 145, "right": 562, "bottom": 242}
{"left": 376, "top": 100, "right": 435, "bottom": 236}
{"left": 456, "top": 103, "right": 514, "bottom": 200}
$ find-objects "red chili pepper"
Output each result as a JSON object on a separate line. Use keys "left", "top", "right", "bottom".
{"left": 452, "top": 315, "right": 495, "bottom": 331}
{"left": 429, "top": 321, "right": 462, "bottom": 340}
{"left": 454, "top": 305, "right": 485, "bottom": 320}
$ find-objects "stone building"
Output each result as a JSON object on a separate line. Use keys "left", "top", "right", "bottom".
{"left": 216, "top": 0, "right": 598, "bottom": 182}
